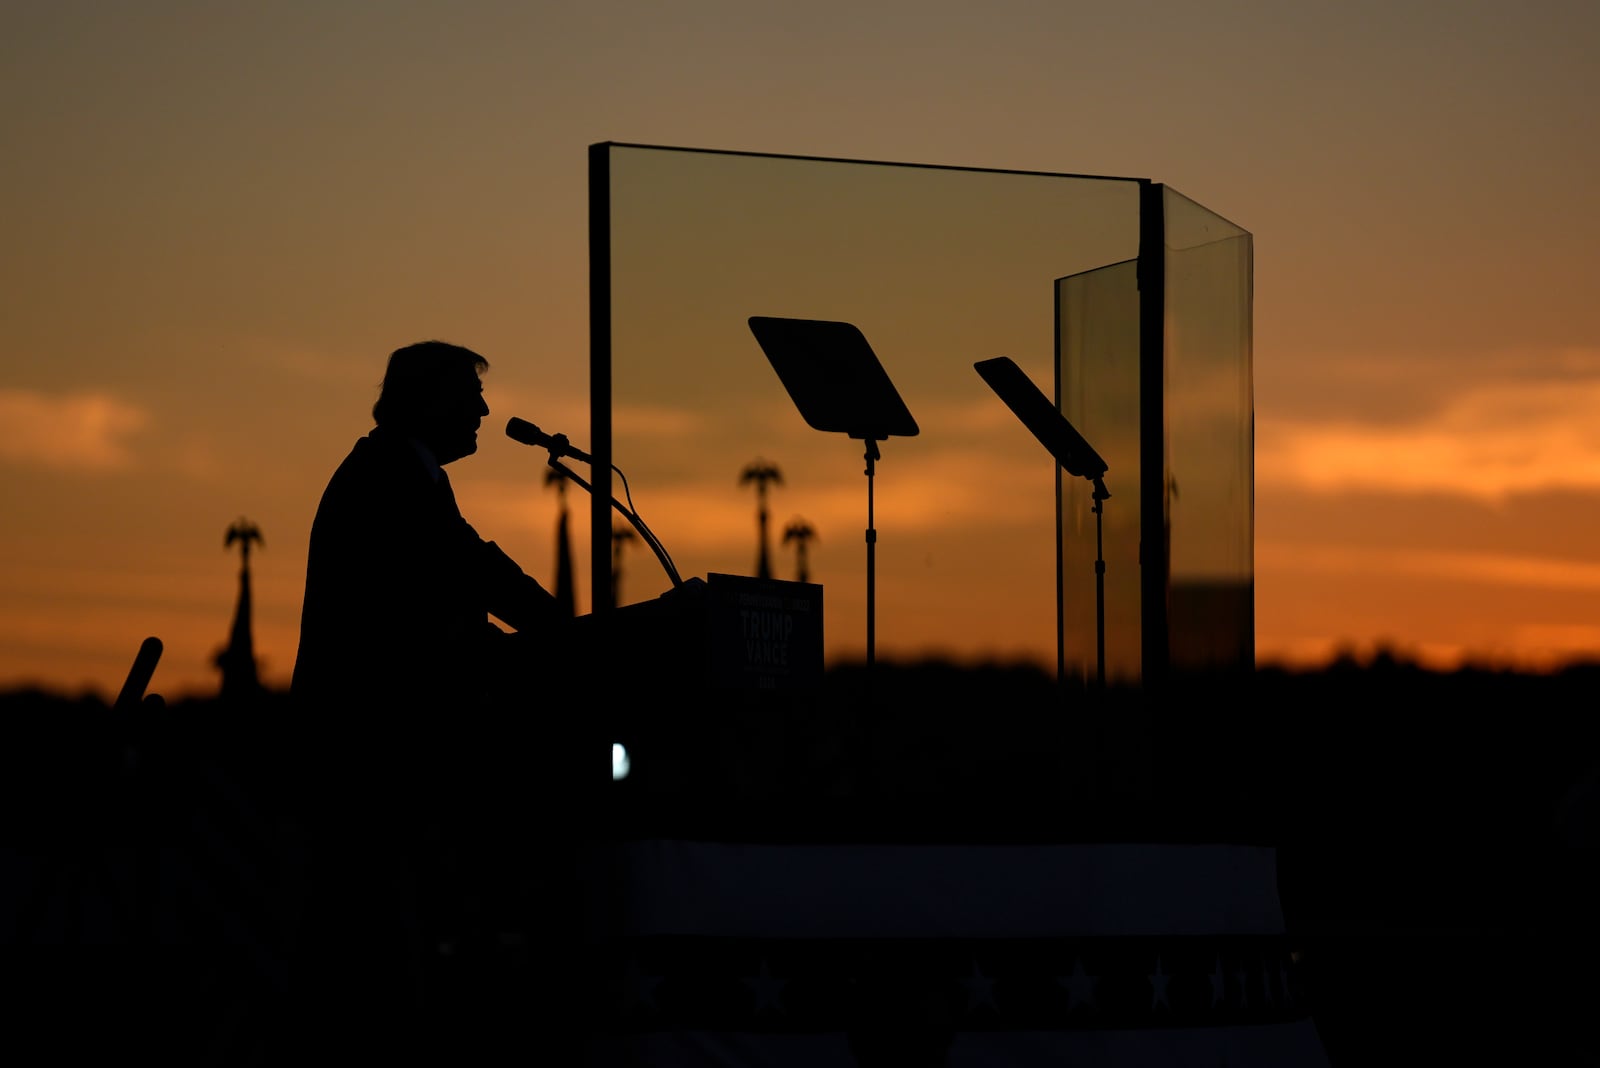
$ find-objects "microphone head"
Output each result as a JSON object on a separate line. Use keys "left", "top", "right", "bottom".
{"left": 505, "top": 417, "right": 543, "bottom": 446}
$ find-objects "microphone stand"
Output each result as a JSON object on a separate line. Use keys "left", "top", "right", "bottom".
{"left": 545, "top": 456, "right": 682, "bottom": 590}
{"left": 1090, "top": 475, "right": 1109, "bottom": 690}
{"left": 863, "top": 438, "right": 880, "bottom": 672}
{"left": 970, "top": 357, "right": 1111, "bottom": 692}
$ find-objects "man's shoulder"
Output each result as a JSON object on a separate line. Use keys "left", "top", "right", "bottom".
{"left": 331, "top": 428, "right": 420, "bottom": 478}
{"left": 316, "top": 429, "right": 429, "bottom": 510}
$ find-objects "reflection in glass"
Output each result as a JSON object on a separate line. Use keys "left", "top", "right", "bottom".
{"left": 1163, "top": 187, "right": 1254, "bottom": 676}
{"left": 1057, "top": 260, "right": 1142, "bottom": 686}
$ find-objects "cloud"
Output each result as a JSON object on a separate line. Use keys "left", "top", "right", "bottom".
{"left": 1258, "top": 376, "right": 1600, "bottom": 501}
{"left": 613, "top": 401, "right": 705, "bottom": 437}
{"left": 1257, "top": 540, "right": 1600, "bottom": 593}
{"left": 1508, "top": 623, "right": 1600, "bottom": 662}
{"left": 0, "top": 389, "right": 148, "bottom": 472}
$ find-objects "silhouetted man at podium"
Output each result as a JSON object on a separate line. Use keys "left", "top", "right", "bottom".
{"left": 285, "top": 340, "right": 562, "bottom": 1059}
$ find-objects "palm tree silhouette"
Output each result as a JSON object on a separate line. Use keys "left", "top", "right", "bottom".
{"left": 610, "top": 523, "right": 638, "bottom": 608}
{"left": 782, "top": 517, "right": 817, "bottom": 583}
{"left": 544, "top": 467, "right": 577, "bottom": 616}
{"left": 216, "top": 517, "right": 263, "bottom": 700}
{"left": 225, "top": 517, "right": 263, "bottom": 567}
{"left": 739, "top": 459, "right": 784, "bottom": 579}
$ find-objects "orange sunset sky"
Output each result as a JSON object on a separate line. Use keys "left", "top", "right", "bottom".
{"left": 4, "top": 1, "right": 1599, "bottom": 700}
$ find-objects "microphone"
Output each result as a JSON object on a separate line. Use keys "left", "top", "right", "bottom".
{"left": 505, "top": 417, "right": 593, "bottom": 464}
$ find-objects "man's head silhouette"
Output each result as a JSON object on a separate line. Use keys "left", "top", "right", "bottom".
{"left": 373, "top": 340, "right": 490, "bottom": 466}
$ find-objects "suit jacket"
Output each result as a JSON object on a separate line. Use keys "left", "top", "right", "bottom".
{"left": 291, "top": 426, "right": 558, "bottom": 740}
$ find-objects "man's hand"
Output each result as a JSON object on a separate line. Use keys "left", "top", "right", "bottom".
{"left": 662, "top": 576, "right": 707, "bottom": 601}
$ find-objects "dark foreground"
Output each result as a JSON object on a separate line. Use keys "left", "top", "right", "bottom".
{"left": 2, "top": 656, "right": 1597, "bottom": 1064}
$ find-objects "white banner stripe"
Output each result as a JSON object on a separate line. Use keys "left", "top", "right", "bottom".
{"left": 589, "top": 842, "right": 1286, "bottom": 939}
{"left": 588, "top": 1020, "right": 1331, "bottom": 1067}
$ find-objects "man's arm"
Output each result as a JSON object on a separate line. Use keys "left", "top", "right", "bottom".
{"left": 477, "top": 538, "right": 563, "bottom": 632}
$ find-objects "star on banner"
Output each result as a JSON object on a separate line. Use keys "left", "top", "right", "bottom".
{"left": 1058, "top": 958, "right": 1098, "bottom": 1012}
{"left": 961, "top": 961, "right": 998, "bottom": 1013}
{"left": 1148, "top": 956, "right": 1171, "bottom": 1010}
{"left": 743, "top": 958, "right": 787, "bottom": 1015}
{"left": 621, "top": 958, "right": 663, "bottom": 1014}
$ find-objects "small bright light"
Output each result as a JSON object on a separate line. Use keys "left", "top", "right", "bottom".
{"left": 612, "top": 742, "right": 631, "bottom": 781}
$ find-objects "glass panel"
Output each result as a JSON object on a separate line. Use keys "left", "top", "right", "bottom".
{"left": 1056, "top": 260, "right": 1142, "bottom": 686}
{"left": 1162, "top": 187, "right": 1254, "bottom": 675}
{"left": 600, "top": 145, "right": 1141, "bottom": 671}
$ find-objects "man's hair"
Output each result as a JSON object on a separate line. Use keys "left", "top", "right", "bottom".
{"left": 372, "top": 341, "right": 488, "bottom": 428}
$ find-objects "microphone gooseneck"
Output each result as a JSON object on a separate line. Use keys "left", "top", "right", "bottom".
{"left": 505, "top": 417, "right": 681, "bottom": 588}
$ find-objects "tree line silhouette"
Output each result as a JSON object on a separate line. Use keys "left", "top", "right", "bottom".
{"left": 1, "top": 650, "right": 1597, "bottom": 1062}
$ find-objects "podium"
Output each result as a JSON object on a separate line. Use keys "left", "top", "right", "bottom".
{"left": 578, "top": 573, "right": 823, "bottom": 694}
